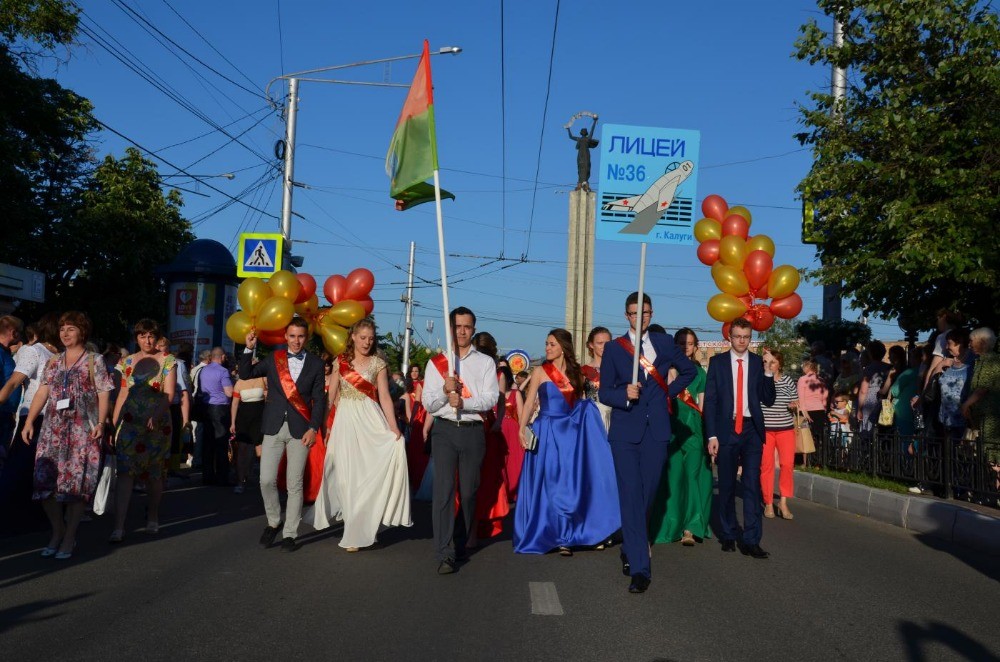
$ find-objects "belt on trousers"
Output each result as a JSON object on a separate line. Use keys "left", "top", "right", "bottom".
{"left": 732, "top": 416, "right": 753, "bottom": 422}
{"left": 438, "top": 417, "right": 483, "bottom": 427}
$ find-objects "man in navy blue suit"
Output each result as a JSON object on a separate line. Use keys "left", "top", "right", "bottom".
{"left": 600, "top": 292, "right": 697, "bottom": 593}
{"left": 704, "top": 317, "right": 776, "bottom": 559}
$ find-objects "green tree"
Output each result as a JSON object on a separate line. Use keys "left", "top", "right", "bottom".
{"left": 760, "top": 319, "right": 806, "bottom": 377}
{"left": 0, "top": 0, "right": 79, "bottom": 65}
{"left": 64, "top": 148, "right": 193, "bottom": 340}
{"left": 796, "top": 317, "right": 873, "bottom": 355}
{"left": 794, "top": 0, "right": 1000, "bottom": 330}
{"left": 378, "top": 331, "right": 435, "bottom": 374}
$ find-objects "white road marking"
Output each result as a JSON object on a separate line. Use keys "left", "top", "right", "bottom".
{"left": 529, "top": 582, "right": 564, "bottom": 616}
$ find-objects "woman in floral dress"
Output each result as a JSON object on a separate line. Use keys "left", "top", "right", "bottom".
{"left": 110, "top": 319, "right": 177, "bottom": 542}
{"left": 21, "top": 311, "right": 113, "bottom": 559}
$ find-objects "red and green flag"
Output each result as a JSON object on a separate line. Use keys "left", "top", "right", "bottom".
{"left": 386, "top": 40, "right": 454, "bottom": 211}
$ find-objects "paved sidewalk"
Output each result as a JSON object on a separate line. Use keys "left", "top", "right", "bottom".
{"left": 788, "top": 469, "right": 1000, "bottom": 556}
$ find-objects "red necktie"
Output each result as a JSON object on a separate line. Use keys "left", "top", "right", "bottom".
{"left": 735, "top": 358, "right": 745, "bottom": 434}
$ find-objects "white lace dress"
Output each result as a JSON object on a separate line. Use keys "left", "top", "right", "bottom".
{"left": 311, "top": 356, "right": 412, "bottom": 548}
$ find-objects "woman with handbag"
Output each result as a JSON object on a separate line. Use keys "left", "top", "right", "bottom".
{"left": 760, "top": 350, "right": 799, "bottom": 520}
{"left": 21, "top": 312, "right": 114, "bottom": 559}
{"left": 879, "top": 346, "right": 919, "bottom": 443}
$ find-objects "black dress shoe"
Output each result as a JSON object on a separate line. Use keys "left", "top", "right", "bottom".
{"left": 620, "top": 552, "right": 631, "bottom": 576}
{"left": 280, "top": 537, "right": 301, "bottom": 552}
{"left": 721, "top": 540, "right": 736, "bottom": 552}
{"left": 437, "top": 559, "right": 457, "bottom": 575}
{"left": 259, "top": 525, "right": 281, "bottom": 548}
{"left": 739, "top": 543, "right": 769, "bottom": 559}
{"left": 628, "top": 574, "right": 650, "bottom": 593}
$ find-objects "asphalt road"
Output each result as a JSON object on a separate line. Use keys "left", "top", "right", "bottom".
{"left": 2, "top": 477, "right": 998, "bottom": 662}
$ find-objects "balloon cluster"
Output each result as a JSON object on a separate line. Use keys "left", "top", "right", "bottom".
{"left": 694, "top": 194, "right": 803, "bottom": 339}
{"left": 224, "top": 268, "right": 376, "bottom": 356}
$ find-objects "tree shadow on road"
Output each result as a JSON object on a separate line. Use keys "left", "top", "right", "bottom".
{"left": 913, "top": 533, "right": 1000, "bottom": 583}
{"left": 0, "top": 592, "right": 93, "bottom": 635}
{"left": 898, "top": 620, "right": 1000, "bottom": 662}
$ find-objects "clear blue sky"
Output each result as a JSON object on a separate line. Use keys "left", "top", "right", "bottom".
{"left": 45, "top": 0, "right": 904, "bottom": 357}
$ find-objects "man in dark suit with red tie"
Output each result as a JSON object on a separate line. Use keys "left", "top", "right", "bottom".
{"left": 704, "top": 317, "right": 776, "bottom": 558}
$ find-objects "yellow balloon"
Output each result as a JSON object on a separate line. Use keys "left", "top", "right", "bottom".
{"left": 327, "top": 300, "right": 365, "bottom": 328}
{"left": 719, "top": 235, "right": 747, "bottom": 268}
{"left": 295, "top": 294, "right": 319, "bottom": 319}
{"left": 746, "top": 234, "right": 776, "bottom": 258}
{"left": 727, "top": 205, "right": 752, "bottom": 226}
{"left": 711, "top": 263, "right": 750, "bottom": 296}
{"left": 256, "top": 296, "right": 295, "bottom": 331}
{"left": 767, "top": 265, "right": 801, "bottom": 300}
{"left": 319, "top": 322, "right": 348, "bottom": 356}
{"left": 225, "top": 311, "right": 254, "bottom": 345}
{"left": 237, "top": 278, "right": 272, "bottom": 316}
{"left": 707, "top": 293, "right": 749, "bottom": 323}
{"left": 268, "top": 270, "right": 301, "bottom": 302}
{"left": 693, "top": 218, "right": 722, "bottom": 243}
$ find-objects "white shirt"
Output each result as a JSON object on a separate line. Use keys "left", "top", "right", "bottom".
{"left": 171, "top": 358, "right": 189, "bottom": 405}
{"left": 730, "top": 349, "right": 751, "bottom": 418}
{"left": 422, "top": 346, "right": 500, "bottom": 422}
{"left": 287, "top": 351, "right": 306, "bottom": 382}
{"left": 14, "top": 343, "right": 54, "bottom": 415}
{"left": 626, "top": 330, "right": 657, "bottom": 375}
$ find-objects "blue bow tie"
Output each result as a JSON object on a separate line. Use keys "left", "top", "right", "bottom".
{"left": 288, "top": 352, "right": 305, "bottom": 360}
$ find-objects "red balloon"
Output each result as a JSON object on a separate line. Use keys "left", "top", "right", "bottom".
{"left": 257, "top": 328, "right": 287, "bottom": 346}
{"left": 744, "top": 250, "right": 774, "bottom": 291}
{"left": 770, "top": 293, "right": 804, "bottom": 319}
{"left": 294, "top": 273, "right": 317, "bottom": 304}
{"left": 721, "top": 322, "right": 732, "bottom": 341}
{"left": 344, "top": 268, "right": 375, "bottom": 301}
{"left": 721, "top": 214, "right": 750, "bottom": 240}
{"left": 323, "top": 275, "right": 347, "bottom": 305}
{"left": 697, "top": 239, "right": 721, "bottom": 266}
{"left": 738, "top": 294, "right": 754, "bottom": 309}
{"left": 356, "top": 296, "right": 374, "bottom": 316}
{"left": 701, "top": 194, "right": 729, "bottom": 222}
{"left": 750, "top": 304, "right": 775, "bottom": 332}
{"left": 755, "top": 281, "right": 769, "bottom": 300}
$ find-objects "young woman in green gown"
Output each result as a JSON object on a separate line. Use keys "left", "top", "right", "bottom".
{"left": 649, "top": 327, "right": 712, "bottom": 546}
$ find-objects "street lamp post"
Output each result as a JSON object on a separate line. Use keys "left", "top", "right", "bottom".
{"left": 265, "top": 46, "right": 462, "bottom": 261}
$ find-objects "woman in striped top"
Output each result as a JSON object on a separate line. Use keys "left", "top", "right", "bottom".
{"left": 760, "top": 349, "right": 799, "bottom": 520}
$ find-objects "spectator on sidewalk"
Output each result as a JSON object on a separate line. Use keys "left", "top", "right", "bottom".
{"left": 797, "top": 360, "right": 829, "bottom": 443}
{"left": 809, "top": 341, "right": 834, "bottom": 382}
{"left": 188, "top": 349, "right": 211, "bottom": 468}
{"left": 195, "top": 347, "right": 233, "bottom": 486}
{"left": 761, "top": 349, "right": 798, "bottom": 520}
{"left": 925, "top": 309, "right": 963, "bottom": 390}
{"left": 0, "top": 315, "right": 24, "bottom": 446}
{"left": 961, "top": 328, "right": 999, "bottom": 496}
{"left": 857, "top": 341, "right": 889, "bottom": 441}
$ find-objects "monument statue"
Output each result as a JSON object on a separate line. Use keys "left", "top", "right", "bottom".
{"left": 565, "top": 112, "right": 599, "bottom": 192}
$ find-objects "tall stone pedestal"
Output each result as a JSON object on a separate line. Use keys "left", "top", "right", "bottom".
{"left": 565, "top": 190, "right": 596, "bottom": 364}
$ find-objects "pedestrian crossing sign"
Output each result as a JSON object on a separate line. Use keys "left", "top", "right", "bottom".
{"left": 237, "top": 233, "right": 284, "bottom": 278}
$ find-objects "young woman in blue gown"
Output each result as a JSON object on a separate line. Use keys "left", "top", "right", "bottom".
{"left": 513, "top": 328, "right": 620, "bottom": 555}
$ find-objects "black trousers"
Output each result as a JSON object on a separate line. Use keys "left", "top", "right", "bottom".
{"left": 201, "top": 405, "right": 231, "bottom": 485}
{"left": 431, "top": 419, "right": 486, "bottom": 562}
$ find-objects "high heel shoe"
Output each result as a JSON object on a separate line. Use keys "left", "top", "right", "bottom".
{"left": 40, "top": 546, "right": 58, "bottom": 558}
{"left": 681, "top": 531, "right": 696, "bottom": 546}
{"left": 55, "top": 541, "right": 76, "bottom": 560}
{"left": 778, "top": 503, "right": 794, "bottom": 520}
{"left": 763, "top": 504, "right": 776, "bottom": 519}
{"left": 558, "top": 546, "right": 573, "bottom": 557}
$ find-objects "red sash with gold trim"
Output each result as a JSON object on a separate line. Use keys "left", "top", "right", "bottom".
{"left": 338, "top": 357, "right": 379, "bottom": 404}
{"left": 541, "top": 362, "right": 576, "bottom": 407}
{"left": 678, "top": 389, "right": 702, "bottom": 415}
{"left": 430, "top": 353, "right": 472, "bottom": 398}
{"left": 274, "top": 350, "right": 312, "bottom": 421}
{"left": 615, "top": 336, "right": 674, "bottom": 414}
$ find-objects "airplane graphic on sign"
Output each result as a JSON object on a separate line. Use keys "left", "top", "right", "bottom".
{"left": 236, "top": 233, "right": 283, "bottom": 278}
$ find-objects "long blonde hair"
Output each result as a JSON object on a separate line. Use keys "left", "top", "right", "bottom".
{"left": 342, "top": 318, "right": 377, "bottom": 369}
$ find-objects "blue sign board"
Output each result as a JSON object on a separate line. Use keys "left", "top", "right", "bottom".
{"left": 596, "top": 124, "right": 700, "bottom": 244}
{"left": 236, "top": 232, "right": 283, "bottom": 278}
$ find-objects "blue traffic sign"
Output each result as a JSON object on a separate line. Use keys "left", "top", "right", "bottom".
{"left": 596, "top": 124, "right": 701, "bottom": 244}
{"left": 237, "top": 233, "right": 284, "bottom": 278}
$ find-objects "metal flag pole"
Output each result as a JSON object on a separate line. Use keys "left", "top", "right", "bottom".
{"left": 432, "top": 170, "right": 454, "bottom": 372}
{"left": 631, "top": 242, "right": 648, "bottom": 385}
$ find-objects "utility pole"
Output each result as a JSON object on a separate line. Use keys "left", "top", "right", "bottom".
{"left": 400, "top": 241, "right": 416, "bottom": 376}
{"left": 823, "top": 16, "right": 846, "bottom": 322}
{"left": 280, "top": 77, "right": 299, "bottom": 248}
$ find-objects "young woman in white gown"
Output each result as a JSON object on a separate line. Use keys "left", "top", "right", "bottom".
{"left": 311, "top": 319, "right": 412, "bottom": 550}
